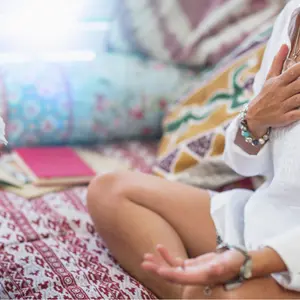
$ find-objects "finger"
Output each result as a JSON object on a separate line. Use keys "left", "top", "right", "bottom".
{"left": 283, "top": 109, "right": 300, "bottom": 124}
{"left": 157, "top": 265, "right": 210, "bottom": 285}
{"left": 143, "top": 253, "right": 158, "bottom": 263}
{"left": 156, "top": 245, "right": 184, "bottom": 267}
{"left": 282, "top": 95, "right": 300, "bottom": 112}
{"left": 143, "top": 252, "right": 169, "bottom": 271}
{"left": 281, "top": 62, "right": 300, "bottom": 84}
{"left": 286, "top": 78, "right": 300, "bottom": 97}
{"left": 141, "top": 261, "right": 160, "bottom": 273}
{"left": 267, "top": 44, "right": 289, "bottom": 80}
{"left": 183, "top": 253, "right": 216, "bottom": 267}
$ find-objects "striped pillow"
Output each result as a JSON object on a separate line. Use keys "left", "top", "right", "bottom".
{"left": 110, "top": 0, "right": 284, "bottom": 66}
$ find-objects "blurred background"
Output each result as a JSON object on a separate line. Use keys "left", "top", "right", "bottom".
{"left": 0, "top": 0, "right": 285, "bottom": 147}
{"left": 0, "top": 0, "right": 113, "bottom": 60}
{"left": 0, "top": 3, "right": 294, "bottom": 298}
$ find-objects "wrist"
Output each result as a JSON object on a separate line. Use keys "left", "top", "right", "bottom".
{"left": 245, "top": 105, "right": 269, "bottom": 138}
{"left": 249, "top": 247, "right": 287, "bottom": 278}
{"left": 246, "top": 119, "right": 268, "bottom": 139}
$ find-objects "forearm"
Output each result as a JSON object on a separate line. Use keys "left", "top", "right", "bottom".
{"left": 249, "top": 247, "right": 287, "bottom": 278}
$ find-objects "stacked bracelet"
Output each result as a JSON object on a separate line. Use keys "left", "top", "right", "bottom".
{"left": 239, "top": 105, "right": 271, "bottom": 147}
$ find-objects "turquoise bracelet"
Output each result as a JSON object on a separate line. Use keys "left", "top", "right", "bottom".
{"left": 239, "top": 105, "right": 270, "bottom": 147}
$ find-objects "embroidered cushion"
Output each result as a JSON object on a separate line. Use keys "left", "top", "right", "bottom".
{"left": 153, "top": 25, "right": 271, "bottom": 189}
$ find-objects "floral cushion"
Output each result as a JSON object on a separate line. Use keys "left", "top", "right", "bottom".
{"left": 153, "top": 25, "right": 271, "bottom": 190}
{"left": 109, "top": 0, "right": 283, "bottom": 66}
{"left": 0, "top": 53, "right": 201, "bottom": 147}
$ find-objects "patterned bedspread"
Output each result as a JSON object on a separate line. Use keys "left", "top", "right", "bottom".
{"left": 0, "top": 141, "right": 253, "bottom": 299}
{"left": 0, "top": 141, "right": 157, "bottom": 299}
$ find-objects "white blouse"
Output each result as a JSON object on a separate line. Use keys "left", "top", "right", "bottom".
{"left": 210, "top": 0, "right": 300, "bottom": 291}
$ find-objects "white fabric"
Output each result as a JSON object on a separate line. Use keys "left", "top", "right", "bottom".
{"left": 0, "top": 117, "right": 7, "bottom": 145}
{"left": 210, "top": 0, "right": 300, "bottom": 291}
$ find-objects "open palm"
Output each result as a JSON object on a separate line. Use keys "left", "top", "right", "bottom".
{"left": 141, "top": 245, "right": 244, "bottom": 285}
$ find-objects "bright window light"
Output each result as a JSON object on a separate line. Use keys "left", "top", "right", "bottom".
{"left": 0, "top": 50, "right": 97, "bottom": 64}
{"left": 0, "top": 0, "right": 83, "bottom": 48}
{"left": 0, "top": 0, "right": 109, "bottom": 62}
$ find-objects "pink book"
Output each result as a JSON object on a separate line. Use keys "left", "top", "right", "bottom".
{"left": 14, "top": 147, "right": 96, "bottom": 186}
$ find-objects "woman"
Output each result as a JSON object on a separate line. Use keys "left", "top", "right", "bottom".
{"left": 87, "top": 1, "right": 300, "bottom": 299}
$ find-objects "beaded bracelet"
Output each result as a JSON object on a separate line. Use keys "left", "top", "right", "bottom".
{"left": 239, "top": 105, "right": 271, "bottom": 147}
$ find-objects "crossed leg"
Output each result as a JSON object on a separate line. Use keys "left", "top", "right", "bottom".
{"left": 87, "top": 171, "right": 300, "bottom": 299}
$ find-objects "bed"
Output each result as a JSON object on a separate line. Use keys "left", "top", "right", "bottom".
{"left": 0, "top": 140, "right": 255, "bottom": 299}
{"left": 0, "top": 141, "right": 158, "bottom": 299}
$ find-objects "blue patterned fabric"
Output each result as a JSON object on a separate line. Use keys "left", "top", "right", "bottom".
{"left": 1, "top": 52, "right": 200, "bottom": 146}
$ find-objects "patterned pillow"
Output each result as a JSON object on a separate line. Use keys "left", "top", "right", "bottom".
{"left": 0, "top": 53, "right": 201, "bottom": 147}
{"left": 153, "top": 26, "right": 270, "bottom": 189}
{"left": 110, "top": 0, "right": 283, "bottom": 66}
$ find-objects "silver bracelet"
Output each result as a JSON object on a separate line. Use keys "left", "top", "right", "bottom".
{"left": 216, "top": 242, "right": 253, "bottom": 291}
{"left": 202, "top": 243, "right": 253, "bottom": 296}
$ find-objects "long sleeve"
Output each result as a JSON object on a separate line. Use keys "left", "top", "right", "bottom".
{"left": 264, "top": 227, "right": 300, "bottom": 291}
{"left": 223, "top": 117, "right": 272, "bottom": 177}
{"left": 223, "top": 1, "right": 299, "bottom": 178}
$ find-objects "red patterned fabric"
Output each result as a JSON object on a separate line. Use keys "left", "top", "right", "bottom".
{"left": 0, "top": 188, "right": 157, "bottom": 299}
{"left": 0, "top": 141, "right": 253, "bottom": 299}
{"left": 94, "top": 141, "right": 158, "bottom": 174}
{"left": 0, "top": 141, "right": 158, "bottom": 300}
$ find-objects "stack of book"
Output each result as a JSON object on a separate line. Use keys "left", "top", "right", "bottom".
{"left": 0, "top": 147, "right": 130, "bottom": 199}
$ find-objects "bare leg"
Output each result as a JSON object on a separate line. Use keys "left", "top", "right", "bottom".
{"left": 87, "top": 171, "right": 217, "bottom": 299}
{"left": 87, "top": 171, "right": 300, "bottom": 299}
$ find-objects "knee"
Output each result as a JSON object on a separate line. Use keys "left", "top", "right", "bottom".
{"left": 87, "top": 171, "right": 133, "bottom": 215}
